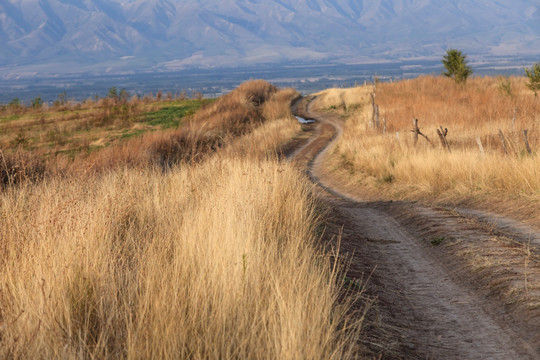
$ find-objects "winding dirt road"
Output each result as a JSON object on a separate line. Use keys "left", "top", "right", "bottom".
{"left": 291, "top": 99, "right": 540, "bottom": 359}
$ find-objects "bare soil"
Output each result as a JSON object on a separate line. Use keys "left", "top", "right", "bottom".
{"left": 291, "top": 98, "right": 540, "bottom": 359}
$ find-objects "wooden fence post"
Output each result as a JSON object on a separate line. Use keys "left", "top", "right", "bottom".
{"left": 436, "top": 126, "right": 451, "bottom": 152}
{"left": 498, "top": 129, "right": 508, "bottom": 155}
{"left": 411, "top": 119, "right": 431, "bottom": 145}
{"left": 523, "top": 129, "right": 532, "bottom": 155}
{"left": 375, "top": 105, "right": 380, "bottom": 130}
{"left": 476, "top": 137, "right": 485, "bottom": 157}
{"left": 412, "top": 118, "right": 419, "bottom": 145}
{"left": 370, "top": 92, "right": 376, "bottom": 128}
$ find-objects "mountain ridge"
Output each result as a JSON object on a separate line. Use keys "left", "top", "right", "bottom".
{"left": 0, "top": 0, "right": 538, "bottom": 75}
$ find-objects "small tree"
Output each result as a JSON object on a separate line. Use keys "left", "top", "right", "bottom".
{"left": 31, "top": 96, "right": 43, "bottom": 109}
{"left": 108, "top": 86, "right": 119, "bottom": 100}
{"left": 525, "top": 62, "right": 540, "bottom": 97}
{"left": 54, "top": 91, "right": 67, "bottom": 107}
{"left": 442, "top": 49, "right": 473, "bottom": 85}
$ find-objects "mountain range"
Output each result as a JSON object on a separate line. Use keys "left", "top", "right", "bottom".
{"left": 0, "top": 0, "right": 539, "bottom": 76}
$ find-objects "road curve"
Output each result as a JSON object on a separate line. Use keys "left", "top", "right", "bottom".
{"left": 291, "top": 98, "right": 540, "bottom": 359}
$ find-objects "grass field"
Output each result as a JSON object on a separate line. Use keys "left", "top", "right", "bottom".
{"left": 0, "top": 97, "right": 214, "bottom": 158}
{"left": 313, "top": 76, "right": 540, "bottom": 223}
{"left": 0, "top": 81, "right": 302, "bottom": 188}
{"left": 0, "top": 80, "right": 363, "bottom": 359}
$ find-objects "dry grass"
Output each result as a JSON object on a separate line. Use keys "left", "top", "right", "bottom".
{"left": 0, "top": 80, "right": 363, "bottom": 359}
{"left": 314, "top": 76, "right": 540, "bottom": 222}
{"left": 0, "top": 159, "right": 358, "bottom": 359}
{"left": 313, "top": 87, "right": 372, "bottom": 113}
{"left": 0, "top": 98, "right": 212, "bottom": 188}
{"left": 76, "top": 82, "right": 296, "bottom": 171}
{"left": 0, "top": 81, "right": 299, "bottom": 189}
{"left": 0, "top": 96, "right": 207, "bottom": 155}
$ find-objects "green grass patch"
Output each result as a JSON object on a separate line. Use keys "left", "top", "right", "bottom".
{"left": 0, "top": 114, "right": 22, "bottom": 123}
{"left": 120, "top": 129, "right": 147, "bottom": 139}
{"left": 142, "top": 99, "right": 214, "bottom": 129}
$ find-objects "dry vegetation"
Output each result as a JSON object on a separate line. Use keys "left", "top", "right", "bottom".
{"left": 313, "top": 76, "right": 540, "bottom": 223}
{"left": 0, "top": 81, "right": 298, "bottom": 189}
{"left": 0, "top": 93, "right": 209, "bottom": 155}
{"left": 0, "top": 94, "right": 213, "bottom": 188}
{"left": 0, "top": 80, "right": 363, "bottom": 359}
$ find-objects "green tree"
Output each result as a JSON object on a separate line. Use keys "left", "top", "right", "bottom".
{"left": 55, "top": 91, "right": 67, "bottom": 107}
{"left": 524, "top": 62, "right": 540, "bottom": 97}
{"left": 442, "top": 49, "right": 473, "bottom": 85}
{"left": 108, "top": 86, "right": 118, "bottom": 100}
{"left": 31, "top": 96, "right": 43, "bottom": 109}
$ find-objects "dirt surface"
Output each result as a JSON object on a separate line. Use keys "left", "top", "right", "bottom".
{"left": 291, "top": 98, "right": 540, "bottom": 359}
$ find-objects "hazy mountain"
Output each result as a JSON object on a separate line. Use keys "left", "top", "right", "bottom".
{"left": 0, "top": 0, "right": 538, "bottom": 75}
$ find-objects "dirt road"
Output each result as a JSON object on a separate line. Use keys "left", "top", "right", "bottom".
{"left": 292, "top": 99, "right": 540, "bottom": 359}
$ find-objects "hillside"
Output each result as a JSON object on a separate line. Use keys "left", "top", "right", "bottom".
{"left": 0, "top": 81, "right": 367, "bottom": 359}
{"left": 0, "top": 0, "right": 538, "bottom": 75}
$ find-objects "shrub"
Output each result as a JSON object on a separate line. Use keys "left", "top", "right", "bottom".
{"left": 525, "top": 61, "right": 540, "bottom": 96}
{"left": 497, "top": 76, "right": 513, "bottom": 96}
{"left": 31, "top": 96, "right": 43, "bottom": 109}
{"left": 442, "top": 49, "right": 473, "bottom": 85}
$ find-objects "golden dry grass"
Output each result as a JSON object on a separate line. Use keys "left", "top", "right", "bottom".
{"left": 0, "top": 81, "right": 297, "bottom": 189}
{"left": 0, "top": 159, "right": 358, "bottom": 359}
{"left": 0, "top": 80, "right": 362, "bottom": 359}
{"left": 313, "top": 87, "right": 372, "bottom": 112}
{"left": 0, "top": 97, "right": 208, "bottom": 156}
{"left": 314, "top": 76, "right": 540, "bottom": 222}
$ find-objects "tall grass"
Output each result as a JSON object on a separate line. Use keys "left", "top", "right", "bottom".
{"left": 0, "top": 81, "right": 298, "bottom": 189}
{"left": 0, "top": 159, "right": 356, "bottom": 359}
{"left": 0, "top": 80, "right": 361, "bottom": 359}
{"left": 314, "top": 76, "right": 540, "bottom": 220}
{"left": 313, "top": 87, "right": 372, "bottom": 112}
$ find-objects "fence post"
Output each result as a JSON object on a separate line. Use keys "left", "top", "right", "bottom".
{"left": 475, "top": 137, "right": 485, "bottom": 157}
{"left": 375, "top": 105, "right": 380, "bottom": 130}
{"left": 411, "top": 118, "right": 431, "bottom": 145}
{"left": 412, "top": 118, "right": 419, "bottom": 145}
{"left": 370, "top": 92, "right": 376, "bottom": 128}
{"left": 498, "top": 129, "right": 508, "bottom": 155}
{"left": 523, "top": 129, "right": 532, "bottom": 155}
{"left": 436, "top": 126, "right": 451, "bottom": 152}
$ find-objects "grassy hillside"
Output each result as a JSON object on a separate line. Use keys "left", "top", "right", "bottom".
{"left": 313, "top": 76, "right": 540, "bottom": 224}
{"left": 0, "top": 80, "right": 364, "bottom": 359}
{"left": 0, "top": 81, "right": 299, "bottom": 189}
{"left": 0, "top": 96, "right": 213, "bottom": 156}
